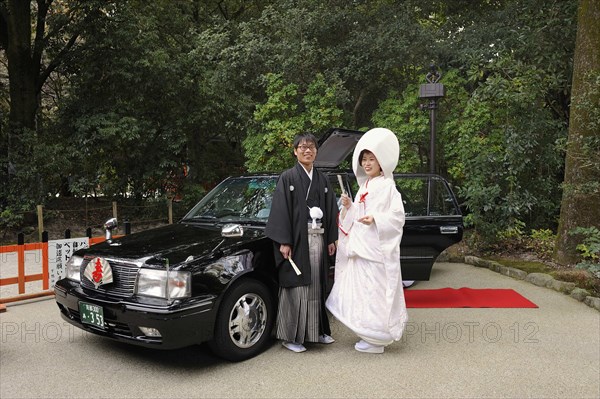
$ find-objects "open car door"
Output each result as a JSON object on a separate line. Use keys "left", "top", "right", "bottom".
{"left": 394, "top": 173, "right": 463, "bottom": 280}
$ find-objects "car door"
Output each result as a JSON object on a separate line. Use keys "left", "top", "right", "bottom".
{"left": 395, "top": 173, "right": 463, "bottom": 280}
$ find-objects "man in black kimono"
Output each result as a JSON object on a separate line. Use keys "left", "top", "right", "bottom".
{"left": 265, "top": 133, "right": 338, "bottom": 353}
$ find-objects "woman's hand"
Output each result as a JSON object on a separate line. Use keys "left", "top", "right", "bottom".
{"left": 340, "top": 193, "right": 351, "bottom": 209}
{"left": 358, "top": 215, "right": 374, "bottom": 225}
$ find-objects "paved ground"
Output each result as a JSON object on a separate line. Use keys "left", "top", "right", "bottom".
{"left": 1, "top": 262, "right": 599, "bottom": 399}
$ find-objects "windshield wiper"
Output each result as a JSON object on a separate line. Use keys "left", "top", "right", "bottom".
{"left": 220, "top": 218, "right": 266, "bottom": 226}
{"left": 183, "top": 214, "right": 217, "bottom": 222}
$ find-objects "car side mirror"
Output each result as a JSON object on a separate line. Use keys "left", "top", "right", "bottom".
{"left": 221, "top": 223, "right": 243, "bottom": 238}
{"left": 104, "top": 218, "right": 118, "bottom": 241}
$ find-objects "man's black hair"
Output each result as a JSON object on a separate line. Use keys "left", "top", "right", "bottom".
{"left": 293, "top": 133, "right": 318, "bottom": 149}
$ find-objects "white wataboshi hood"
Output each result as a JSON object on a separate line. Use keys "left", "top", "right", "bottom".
{"left": 352, "top": 128, "right": 400, "bottom": 187}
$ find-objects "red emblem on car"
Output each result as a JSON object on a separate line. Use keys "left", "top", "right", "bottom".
{"left": 84, "top": 257, "right": 114, "bottom": 289}
{"left": 92, "top": 258, "right": 103, "bottom": 283}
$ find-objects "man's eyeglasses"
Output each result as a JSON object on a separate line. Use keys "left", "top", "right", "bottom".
{"left": 297, "top": 144, "right": 317, "bottom": 152}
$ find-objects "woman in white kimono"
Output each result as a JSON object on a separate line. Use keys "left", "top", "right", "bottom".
{"left": 326, "top": 128, "right": 408, "bottom": 354}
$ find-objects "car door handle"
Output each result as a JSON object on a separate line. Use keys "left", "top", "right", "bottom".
{"left": 440, "top": 226, "right": 459, "bottom": 234}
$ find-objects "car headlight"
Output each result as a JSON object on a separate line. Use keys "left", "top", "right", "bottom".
{"left": 66, "top": 255, "right": 84, "bottom": 282}
{"left": 136, "top": 269, "right": 191, "bottom": 299}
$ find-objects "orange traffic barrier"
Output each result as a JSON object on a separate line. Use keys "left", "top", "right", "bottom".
{"left": 0, "top": 235, "right": 122, "bottom": 307}
{"left": 0, "top": 242, "right": 47, "bottom": 296}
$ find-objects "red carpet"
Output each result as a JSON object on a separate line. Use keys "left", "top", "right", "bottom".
{"left": 404, "top": 288, "right": 538, "bottom": 308}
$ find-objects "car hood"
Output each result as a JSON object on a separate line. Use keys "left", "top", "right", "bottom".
{"left": 79, "top": 223, "right": 264, "bottom": 267}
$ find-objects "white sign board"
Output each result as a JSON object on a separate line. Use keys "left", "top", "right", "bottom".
{"left": 48, "top": 238, "right": 89, "bottom": 287}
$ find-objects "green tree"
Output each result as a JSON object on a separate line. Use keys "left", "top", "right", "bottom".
{"left": 243, "top": 73, "right": 344, "bottom": 172}
{"left": 372, "top": 69, "right": 470, "bottom": 176}
{"left": 454, "top": 55, "right": 566, "bottom": 241}
{"left": 52, "top": 0, "right": 218, "bottom": 199}
{"left": 229, "top": 0, "right": 431, "bottom": 128}
{"left": 0, "top": 0, "right": 105, "bottom": 227}
{"left": 419, "top": 0, "right": 577, "bottom": 242}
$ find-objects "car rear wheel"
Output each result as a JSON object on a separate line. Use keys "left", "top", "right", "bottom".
{"left": 209, "top": 279, "right": 274, "bottom": 361}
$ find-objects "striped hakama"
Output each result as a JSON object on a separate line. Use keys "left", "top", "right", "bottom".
{"left": 276, "top": 224, "right": 324, "bottom": 343}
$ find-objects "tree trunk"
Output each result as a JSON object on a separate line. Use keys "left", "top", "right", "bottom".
{"left": 3, "top": 0, "right": 38, "bottom": 130}
{"left": 554, "top": 0, "right": 600, "bottom": 265}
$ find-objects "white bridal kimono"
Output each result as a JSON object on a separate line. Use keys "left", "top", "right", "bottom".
{"left": 326, "top": 128, "right": 408, "bottom": 346}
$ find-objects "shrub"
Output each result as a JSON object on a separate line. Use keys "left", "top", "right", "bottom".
{"left": 527, "top": 229, "right": 556, "bottom": 260}
{"left": 571, "top": 227, "right": 600, "bottom": 278}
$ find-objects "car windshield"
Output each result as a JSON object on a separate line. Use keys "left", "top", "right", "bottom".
{"left": 182, "top": 176, "right": 278, "bottom": 223}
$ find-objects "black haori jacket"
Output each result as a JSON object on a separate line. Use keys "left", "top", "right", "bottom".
{"left": 265, "top": 163, "right": 338, "bottom": 288}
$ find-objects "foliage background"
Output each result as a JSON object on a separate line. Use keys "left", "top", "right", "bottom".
{"left": 2, "top": 0, "right": 597, "bottom": 271}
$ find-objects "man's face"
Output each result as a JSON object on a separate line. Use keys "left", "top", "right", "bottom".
{"left": 294, "top": 140, "right": 317, "bottom": 168}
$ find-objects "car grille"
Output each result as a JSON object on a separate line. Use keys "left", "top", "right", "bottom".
{"left": 80, "top": 258, "right": 139, "bottom": 298}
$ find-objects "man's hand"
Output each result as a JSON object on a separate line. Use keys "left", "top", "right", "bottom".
{"left": 328, "top": 243, "right": 336, "bottom": 256}
{"left": 280, "top": 244, "right": 292, "bottom": 259}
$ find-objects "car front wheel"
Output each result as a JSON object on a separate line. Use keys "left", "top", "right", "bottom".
{"left": 209, "top": 279, "right": 274, "bottom": 361}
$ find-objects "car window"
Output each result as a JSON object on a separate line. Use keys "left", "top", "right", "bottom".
{"left": 394, "top": 176, "right": 459, "bottom": 217}
{"left": 183, "top": 177, "right": 277, "bottom": 222}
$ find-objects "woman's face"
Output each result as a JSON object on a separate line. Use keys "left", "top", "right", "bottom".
{"left": 361, "top": 151, "right": 382, "bottom": 178}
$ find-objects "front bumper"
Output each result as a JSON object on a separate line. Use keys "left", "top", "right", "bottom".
{"left": 54, "top": 279, "right": 217, "bottom": 349}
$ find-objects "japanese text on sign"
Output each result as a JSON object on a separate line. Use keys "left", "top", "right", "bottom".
{"left": 48, "top": 238, "right": 89, "bottom": 287}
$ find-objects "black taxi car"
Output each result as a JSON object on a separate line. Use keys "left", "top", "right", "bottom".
{"left": 54, "top": 128, "right": 463, "bottom": 361}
